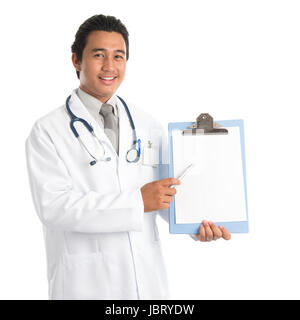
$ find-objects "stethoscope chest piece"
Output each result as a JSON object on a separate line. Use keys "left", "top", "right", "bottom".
{"left": 126, "top": 138, "right": 141, "bottom": 163}
{"left": 126, "top": 148, "right": 140, "bottom": 163}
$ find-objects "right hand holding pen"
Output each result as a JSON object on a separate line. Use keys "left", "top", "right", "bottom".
{"left": 141, "top": 178, "right": 180, "bottom": 212}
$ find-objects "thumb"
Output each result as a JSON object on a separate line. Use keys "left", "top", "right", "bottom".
{"left": 160, "top": 178, "right": 181, "bottom": 187}
{"left": 220, "top": 226, "right": 231, "bottom": 240}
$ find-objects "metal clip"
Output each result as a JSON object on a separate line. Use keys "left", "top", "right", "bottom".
{"left": 182, "top": 113, "right": 228, "bottom": 135}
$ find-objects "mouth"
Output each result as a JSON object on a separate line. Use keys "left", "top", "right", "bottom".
{"left": 98, "top": 75, "right": 117, "bottom": 85}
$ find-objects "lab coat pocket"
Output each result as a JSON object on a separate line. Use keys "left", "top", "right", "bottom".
{"left": 141, "top": 140, "right": 159, "bottom": 167}
{"left": 138, "top": 161, "right": 159, "bottom": 185}
{"left": 62, "top": 252, "right": 110, "bottom": 300}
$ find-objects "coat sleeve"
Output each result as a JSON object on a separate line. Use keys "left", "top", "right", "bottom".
{"left": 25, "top": 121, "right": 144, "bottom": 233}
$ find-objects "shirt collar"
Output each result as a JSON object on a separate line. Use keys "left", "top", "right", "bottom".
{"left": 76, "top": 87, "right": 118, "bottom": 121}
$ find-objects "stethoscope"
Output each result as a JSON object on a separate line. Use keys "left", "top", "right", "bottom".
{"left": 66, "top": 94, "right": 141, "bottom": 166}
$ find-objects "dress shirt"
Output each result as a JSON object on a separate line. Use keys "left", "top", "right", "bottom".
{"left": 76, "top": 87, "right": 119, "bottom": 129}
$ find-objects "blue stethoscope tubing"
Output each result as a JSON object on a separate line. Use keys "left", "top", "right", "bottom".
{"left": 65, "top": 94, "right": 141, "bottom": 165}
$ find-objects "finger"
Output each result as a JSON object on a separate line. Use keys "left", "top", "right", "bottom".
{"left": 163, "top": 195, "right": 173, "bottom": 203}
{"left": 220, "top": 226, "right": 231, "bottom": 240}
{"left": 160, "top": 202, "right": 170, "bottom": 210}
{"left": 203, "top": 220, "right": 213, "bottom": 241}
{"left": 163, "top": 187, "right": 177, "bottom": 196}
{"left": 196, "top": 224, "right": 206, "bottom": 242}
{"left": 160, "top": 178, "right": 181, "bottom": 187}
{"left": 208, "top": 221, "right": 222, "bottom": 240}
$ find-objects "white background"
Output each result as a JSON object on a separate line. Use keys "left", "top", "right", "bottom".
{"left": 0, "top": 0, "right": 299, "bottom": 299}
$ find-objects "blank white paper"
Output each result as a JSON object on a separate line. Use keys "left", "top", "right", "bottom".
{"left": 172, "top": 127, "right": 247, "bottom": 223}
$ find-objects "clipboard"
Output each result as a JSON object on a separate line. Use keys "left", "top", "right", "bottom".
{"left": 168, "top": 114, "right": 249, "bottom": 234}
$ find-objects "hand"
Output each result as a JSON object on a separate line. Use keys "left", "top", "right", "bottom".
{"left": 141, "top": 178, "right": 180, "bottom": 212}
{"left": 195, "top": 220, "right": 231, "bottom": 241}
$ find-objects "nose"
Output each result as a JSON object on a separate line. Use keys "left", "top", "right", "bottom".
{"left": 102, "top": 55, "right": 115, "bottom": 72}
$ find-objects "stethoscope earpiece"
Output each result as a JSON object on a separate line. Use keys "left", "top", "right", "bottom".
{"left": 89, "top": 157, "right": 111, "bottom": 166}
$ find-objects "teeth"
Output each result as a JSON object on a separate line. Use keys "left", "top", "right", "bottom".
{"left": 100, "top": 77, "right": 114, "bottom": 80}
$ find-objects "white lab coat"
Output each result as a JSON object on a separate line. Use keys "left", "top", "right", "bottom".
{"left": 25, "top": 90, "right": 169, "bottom": 300}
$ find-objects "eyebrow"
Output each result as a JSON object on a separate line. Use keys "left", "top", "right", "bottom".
{"left": 91, "top": 48, "right": 126, "bottom": 55}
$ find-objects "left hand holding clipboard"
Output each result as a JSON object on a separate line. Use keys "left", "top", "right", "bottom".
{"left": 196, "top": 220, "right": 231, "bottom": 242}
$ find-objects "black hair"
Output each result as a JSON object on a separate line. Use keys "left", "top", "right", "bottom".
{"left": 71, "top": 14, "right": 129, "bottom": 79}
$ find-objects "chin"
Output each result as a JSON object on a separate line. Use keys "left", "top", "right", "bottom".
{"left": 90, "top": 87, "right": 113, "bottom": 99}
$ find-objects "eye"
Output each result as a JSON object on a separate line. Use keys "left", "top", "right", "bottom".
{"left": 94, "top": 53, "right": 104, "bottom": 58}
{"left": 115, "top": 55, "right": 124, "bottom": 60}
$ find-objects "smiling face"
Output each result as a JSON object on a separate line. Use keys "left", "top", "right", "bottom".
{"left": 72, "top": 31, "right": 127, "bottom": 103}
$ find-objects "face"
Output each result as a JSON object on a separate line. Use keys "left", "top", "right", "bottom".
{"left": 72, "top": 31, "right": 127, "bottom": 103}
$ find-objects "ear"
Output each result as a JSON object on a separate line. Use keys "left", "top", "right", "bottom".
{"left": 72, "top": 53, "right": 81, "bottom": 72}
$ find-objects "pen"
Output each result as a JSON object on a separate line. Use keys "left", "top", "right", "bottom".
{"left": 177, "top": 163, "right": 196, "bottom": 181}
{"left": 171, "top": 163, "right": 196, "bottom": 188}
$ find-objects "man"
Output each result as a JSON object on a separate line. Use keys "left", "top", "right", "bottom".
{"left": 26, "top": 14, "right": 230, "bottom": 300}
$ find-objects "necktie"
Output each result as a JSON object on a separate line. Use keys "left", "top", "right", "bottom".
{"left": 99, "top": 104, "right": 119, "bottom": 154}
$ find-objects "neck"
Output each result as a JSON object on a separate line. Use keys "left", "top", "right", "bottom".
{"left": 79, "top": 86, "right": 112, "bottom": 103}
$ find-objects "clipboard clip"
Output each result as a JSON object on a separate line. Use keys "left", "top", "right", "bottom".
{"left": 182, "top": 113, "right": 228, "bottom": 135}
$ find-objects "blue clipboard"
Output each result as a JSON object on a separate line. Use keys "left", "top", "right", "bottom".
{"left": 168, "top": 119, "right": 249, "bottom": 234}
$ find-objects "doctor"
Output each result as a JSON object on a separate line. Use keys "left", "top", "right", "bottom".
{"left": 26, "top": 14, "right": 231, "bottom": 300}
